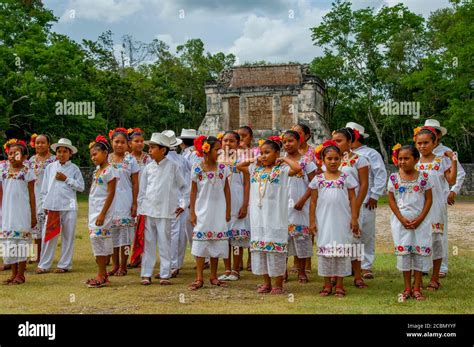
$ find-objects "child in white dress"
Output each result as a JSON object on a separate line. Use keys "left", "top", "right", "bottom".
{"left": 414, "top": 126, "right": 457, "bottom": 291}
{"left": 36, "top": 138, "right": 84, "bottom": 273}
{"left": 332, "top": 127, "right": 369, "bottom": 289}
{"left": 128, "top": 128, "right": 152, "bottom": 268}
{"left": 218, "top": 131, "right": 250, "bottom": 282}
{"left": 188, "top": 136, "right": 231, "bottom": 290}
{"left": 1, "top": 139, "right": 36, "bottom": 285}
{"left": 283, "top": 130, "right": 316, "bottom": 284}
{"left": 309, "top": 140, "right": 359, "bottom": 298}
{"left": 388, "top": 144, "right": 433, "bottom": 301}
{"left": 28, "top": 134, "right": 56, "bottom": 263}
{"left": 138, "top": 132, "right": 187, "bottom": 285}
{"left": 87, "top": 136, "right": 117, "bottom": 288}
{"left": 237, "top": 136, "right": 302, "bottom": 295}
{"left": 108, "top": 128, "right": 139, "bottom": 277}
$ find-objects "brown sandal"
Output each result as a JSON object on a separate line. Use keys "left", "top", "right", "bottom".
{"left": 87, "top": 275, "right": 109, "bottom": 288}
{"left": 298, "top": 273, "right": 309, "bottom": 284}
{"left": 412, "top": 289, "right": 426, "bottom": 301}
{"left": 54, "top": 268, "right": 69, "bottom": 273}
{"left": 334, "top": 286, "right": 346, "bottom": 298}
{"left": 35, "top": 268, "right": 49, "bottom": 274}
{"left": 426, "top": 280, "right": 440, "bottom": 291}
{"left": 319, "top": 285, "right": 333, "bottom": 297}
{"left": 10, "top": 275, "right": 26, "bottom": 285}
{"left": 362, "top": 270, "right": 374, "bottom": 279}
{"left": 114, "top": 267, "right": 127, "bottom": 276}
{"left": 140, "top": 277, "right": 152, "bottom": 285}
{"left": 256, "top": 284, "right": 272, "bottom": 293}
{"left": 354, "top": 279, "right": 368, "bottom": 289}
{"left": 2, "top": 276, "right": 15, "bottom": 285}
{"left": 270, "top": 287, "right": 285, "bottom": 295}
{"left": 160, "top": 279, "right": 172, "bottom": 285}
{"left": 188, "top": 280, "right": 204, "bottom": 290}
{"left": 209, "top": 278, "right": 228, "bottom": 287}
{"left": 107, "top": 267, "right": 119, "bottom": 276}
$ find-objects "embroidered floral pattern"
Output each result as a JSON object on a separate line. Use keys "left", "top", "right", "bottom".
{"left": 341, "top": 154, "right": 360, "bottom": 168}
{"left": 29, "top": 155, "right": 56, "bottom": 174}
{"left": 109, "top": 153, "right": 134, "bottom": 170}
{"left": 89, "top": 228, "right": 111, "bottom": 238}
{"left": 315, "top": 173, "right": 347, "bottom": 189}
{"left": 92, "top": 168, "right": 111, "bottom": 187}
{"left": 0, "top": 164, "right": 30, "bottom": 181}
{"left": 0, "top": 230, "right": 33, "bottom": 240}
{"left": 228, "top": 229, "right": 250, "bottom": 241}
{"left": 416, "top": 157, "right": 442, "bottom": 172}
{"left": 294, "top": 157, "right": 310, "bottom": 178}
{"left": 288, "top": 224, "right": 311, "bottom": 238}
{"left": 250, "top": 240, "right": 287, "bottom": 253}
{"left": 250, "top": 165, "right": 282, "bottom": 184}
{"left": 389, "top": 173, "right": 429, "bottom": 196}
{"left": 193, "top": 230, "right": 229, "bottom": 241}
{"left": 112, "top": 217, "right": 135, "bottom": 227}
{"left": 432, "top": 223, "right": 444, "bottom": 234}
{"left": 194, "top": 163, "right": 226, "bottom": 182}
{"left": 395, "top": 245, "right": 431, "bottom": 256}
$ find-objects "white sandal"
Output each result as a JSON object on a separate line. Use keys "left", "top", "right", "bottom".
{"left": 218, "top": 272, "right": 231, "bottom": 281}
{"left": 227, "top": 270, "right": 240, "bottom": 281}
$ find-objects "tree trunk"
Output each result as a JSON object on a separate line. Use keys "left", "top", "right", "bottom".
{"left": 366, "top": 89, "right": 389, "bottom": 164}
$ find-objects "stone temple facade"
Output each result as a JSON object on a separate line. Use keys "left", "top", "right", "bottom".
{"left": 198, "top": 64, "right": 329, "bottom": 144}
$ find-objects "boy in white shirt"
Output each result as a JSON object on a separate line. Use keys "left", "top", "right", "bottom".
{"left": 36, "top": 138, "right": 85, "bottom": 273}
{"left": 139, "top": 133, "right": 187, "bottom": 285}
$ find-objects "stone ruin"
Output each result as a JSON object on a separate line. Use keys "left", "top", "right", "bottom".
{"left": 198, "top": 64, "right": 329, "bottom": 144}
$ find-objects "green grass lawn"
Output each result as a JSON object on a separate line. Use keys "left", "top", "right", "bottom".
{"left": 1, "top": 198, "right": 473, "bottom": 314}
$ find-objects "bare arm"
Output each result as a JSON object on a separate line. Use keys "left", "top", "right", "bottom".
{"left": 131, "top": 172, "right": 139, "bottom": 217}
{"left": 238, "top": 171, "right": 250, "bottom": 219}
{"left": 348, "top": 188, "right": 359, "bottom": 236}
{"left": 356, "top": 166, "right": 369, "bottom": 211}
{"left": 28, "top": 180, "right": 37, "bottom": 228}
{"left": 224, "top": 178, "right": 231, "bottom": 222}
{"left": 309, "top": 188, "right": 318, "bottom": 235}
{"left": 189, "top": 181, "right": 198, "bottom": 226}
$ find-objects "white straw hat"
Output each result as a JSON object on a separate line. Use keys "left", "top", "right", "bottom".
{"left": 178, "top": 129, "right": 198, "bottom": 139}
{"left": 162, "top": 130, "right": 183, "bottom": 147}
{"left": 51, "top": 138, "right": 78, "bottom": 154}
{"left": 345, "top": 122, "right": 369, "bottom": 139}
{"left": 144, "top": 133, "right": 171, "bottom": 148}
{"left": 424, "top": 119, "right": 447, "bottom": 136}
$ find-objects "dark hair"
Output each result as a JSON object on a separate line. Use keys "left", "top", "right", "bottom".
{"left": 205, "top": 136, "right": 220, "bottom": 152}
{"left": 283, "top": 130, "right": 300, "bottom": 142}
{"left": 357, "top": 135, "right": 365, "bottom": 144}
{"left": 36, "top": 134, "right": 51, "bottom": 144}
{"left": 238, "top": 126, "right": 253, "bottom": 138}
{"left": 334, "top": 127, "right": 356, "bottom": 142}
{"left": 262, "top": 140, "right": 281, "bottom": 152}
{"left": 415, "top": 129, "right": 436, "bottom": 142}
{"left": 129, "top": 130, "right": 143, "bottom": 140}
{"left": 296, "top": 123, "right": 311, "bottom": 137}
{"left": 398, "top": 144, "right": 420, "bottom": 160}
{"left": 56, "top": 146, "right": 73, "bottom": 154}
{"left": 156, "top": 144, "right": 170, "bottom": 156}
{"left": 9, "top": 143, "right": 29, "bottom": 156}
{"left": 224, "top": 130, "right": 240, "bottom": 142}
{"left": 182, "top": 138, "right": 194, "bottom": 147}
{"left": 111, "top": 130, "right": 129, "bottom": 141}
{"left": 322, "top": 145, "right": 341, "bottom": 159}
{"left": 92, "top": 141, "right": 111, "bottom": 153}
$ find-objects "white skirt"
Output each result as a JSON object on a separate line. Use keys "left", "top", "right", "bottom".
{"left": 91, "top": 237, "right": 113, "bottom": 257}
{"left": 251, "top": 251, "right": 286, "bottom": 277}
{"left": 396, "top": 254, "right": 432, "bottom": 272}
{"left": 191, "top": 240, "right": 229, "bottom": 258}
{"left": 432, "top": 233, "right": 443, "bottom": 260}
{"left": 111, "top": 225, "right": 132, "bottom": 247}
{"left": 317, "top": 256, "right": 351, "bottom": 277}
{"left": 288, "top": 236, "right": 313, "bottom": 258}
{"left": 2, "top": 239, "right": 30, "bottom": 264}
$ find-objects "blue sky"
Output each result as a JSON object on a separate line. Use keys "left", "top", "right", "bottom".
{"left": 43, "top": 0, "right": 452, "bottom": 64}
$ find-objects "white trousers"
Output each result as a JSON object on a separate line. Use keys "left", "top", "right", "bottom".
{"left": 140, "top": 217, "right": 172, "bottom": 279}
{"left": 38, "top": 211, "right": 77, "bottom": 270}
{"left": 440, "top": 224, "right": 448, "bottom": 273}
{"left": 360, "top": 205, "right": 376, "bottom": 270}
{"left": 170, "top": 212, "right": 187, "bottom": 270}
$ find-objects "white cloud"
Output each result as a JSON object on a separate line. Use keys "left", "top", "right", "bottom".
{"left": 384, "top": 0, "right": 451, "bottom": 17}
{"left": 226, "top": 3, "right": 327, "bottom": 64}
{"left": 59, "top": 0, "right": 143, "bottom": 23}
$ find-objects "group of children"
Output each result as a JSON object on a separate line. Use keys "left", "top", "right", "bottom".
{"left": 0, "top": 119, "right": 465, "bottom": 300}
